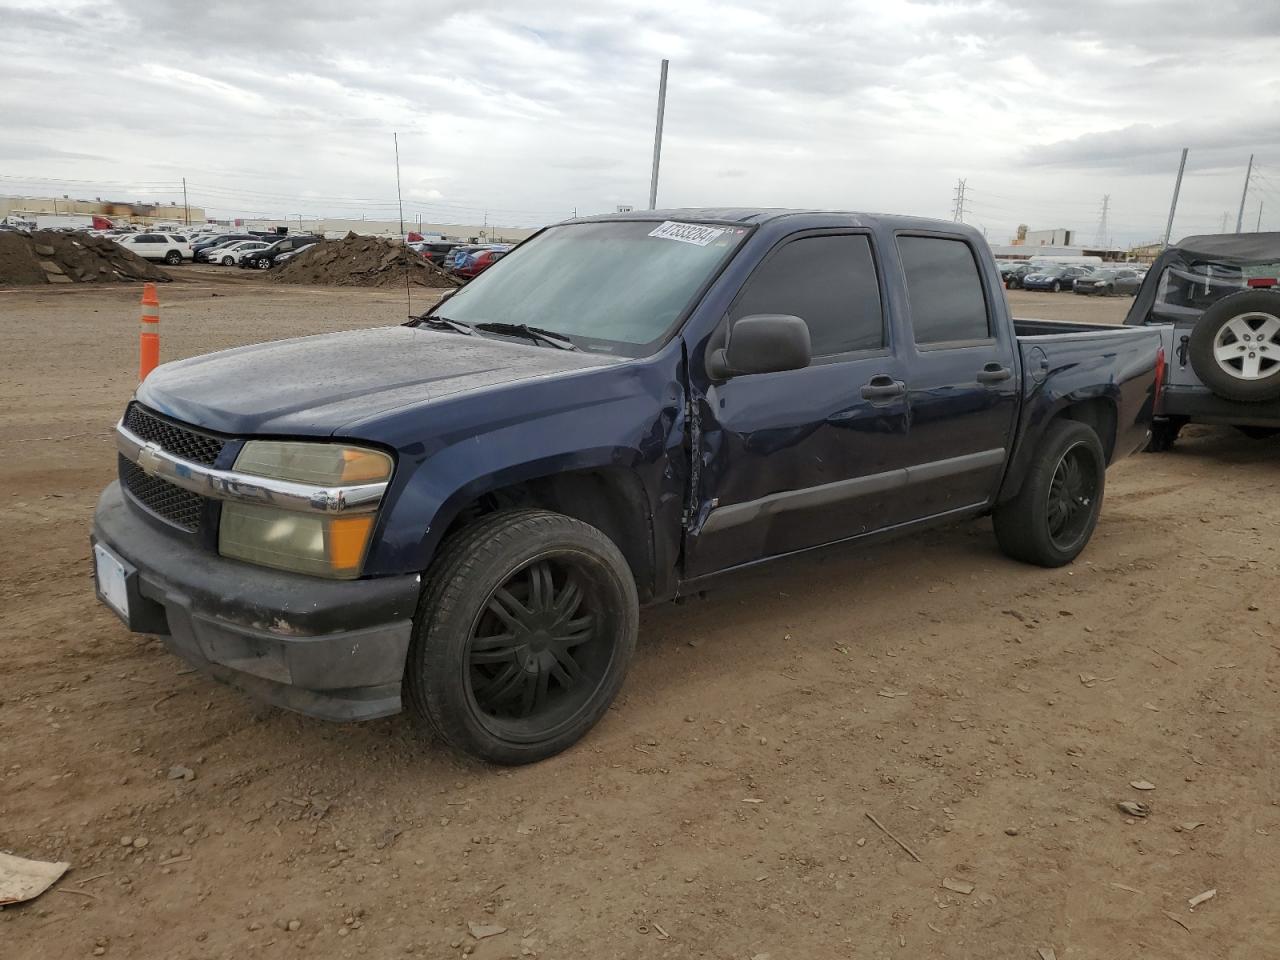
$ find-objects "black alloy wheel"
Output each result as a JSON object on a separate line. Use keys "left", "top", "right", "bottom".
{"left": 466, "top": 555, "right": 612, "bottom": 738}
{"left": 1045, "top": 440, "right": 1101, "bottom": 553}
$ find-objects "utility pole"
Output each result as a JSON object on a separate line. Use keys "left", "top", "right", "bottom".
{"left": 1258, "top": 201, "right": 1264, "bottom": 232}
{"left": 1162, "top": 147, "right": 1188, "bottom": 247}
{"left": 1093, "top": 194, "right": 1110, "bottom": 248}
{"left": 1220, "top": 212, "right": 1229, "bottom": 234}
{"left": 1235, "top": 153, "right": 1254, "bottom": 233}
{"left": 648, "top": 59, "right": 669, "bottom": 211}
{"left": 393, "top": 132, "right": 405, "bottom": 239}
{"left": 951, "top": 178, "right": 968, "bottom": 222}
{"left": 182, "top": 177, "right": 189, "bottom": 225}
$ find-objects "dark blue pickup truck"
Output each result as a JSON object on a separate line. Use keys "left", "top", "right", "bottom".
{"left": 92, "top": 209, "right": 1161, "bottom": 763}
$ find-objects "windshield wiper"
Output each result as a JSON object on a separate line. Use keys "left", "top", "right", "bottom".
{"left": 472, "top": 322, "right": 577, "bottom": 351}
{"left": 410, "top": 314, "right": 473, "bottom": 335}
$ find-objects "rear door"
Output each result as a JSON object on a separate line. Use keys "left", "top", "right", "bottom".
{"left": 890, "top": 233, "right": 1019, "bottom": 516}
{"left": 685, "top": 230, "right": 914, "bottom": 576}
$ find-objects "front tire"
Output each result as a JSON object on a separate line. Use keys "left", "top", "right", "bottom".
{"left": 994, "top": 420, "right": 1106, "bottom": 567}
{"left": 406, "top": 509, "right": 638, "bottom": 764}
{"left": 256, "top": 258, "right": 272, "bottom": 270}
{"left": 1051, "top": 280, "right": 1062, "bottom": 293}
{"left": 222, "top": 255, "right": 235, "bottom": 265}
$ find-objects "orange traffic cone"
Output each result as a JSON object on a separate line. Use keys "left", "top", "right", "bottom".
{"left": 139, "top": 283, "right": 160, "bottom": 381}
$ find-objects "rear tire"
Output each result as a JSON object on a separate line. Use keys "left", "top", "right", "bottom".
{"left": 164, "top": 250, "right": 182, "bottom": 265}
{"left": 406, "top": 509, "right": 638, "bottom": 764}
{"left": 1051, "top": 281, "right": 1061, "bottom": 293}
{"left": 1146, "top": 417, "right": 1186, "bottom": 452}
{"left": 1188, "top": 290, "right": 1280, "bottom": 402}
{"left": 256, "top": 258, "right": 272, "bottom": 270}
{"left": 994, "top": 419, "right": 1106, "bottom": 567}
{"left": 221, "top": 255, "right": 234, "bottom": 266}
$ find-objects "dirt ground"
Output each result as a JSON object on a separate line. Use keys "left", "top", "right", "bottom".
{"left": 2, "top": 271, "right": 1277, "bottom": 959}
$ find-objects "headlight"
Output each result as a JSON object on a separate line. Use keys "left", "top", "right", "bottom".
{"left": 218, "top": 441, "right": 392, "bottom": 579}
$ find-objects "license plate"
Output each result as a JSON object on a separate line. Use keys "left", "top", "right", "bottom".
{"left": 94, "top": 543, "right": 130, "bottom": 620}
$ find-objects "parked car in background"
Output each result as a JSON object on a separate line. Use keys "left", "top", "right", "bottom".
{"left": 212, "top": 240, "right": 272, "bottom": 265}
{"left": 996, "top": 260, "right": 1026, "bottom": 280}
{"left": 93, "top": 208, "right": 1160, "bottom": 764}
{"left": 239, "top": 235, "right": 321, "bottom": 270}
{"left": 452, "top": 245, "right": 513, "bottom": 279}
{"left": 193, "top": 233, "right": 263, "bottom": 262}
{"left": 1022, "top": 264, "right": 1093, "bottom": 292}
{"left": 273, "top": 247, "right": 309, "bottom": 265}
{"left": 1125, "top": 232, "right": 1280, "bottom": 450}
{"left": 410, "top": 240, "right": 462, "bottom": 265}
{"left": 442, "top": 244, "right": 481, "bottom": 270}
{"left": 114, "top": 233, "right": 192, "bottom": 265}
{"left": 1073, "top": 267, "right": 1143, "bottom": 297}
{"left": 1003, "top": 262, "right": 1040, "bottom": 289}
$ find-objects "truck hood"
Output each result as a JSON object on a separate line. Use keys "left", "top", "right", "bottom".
{"left": 136, "top": 325, "right": 621, "bottom": 436}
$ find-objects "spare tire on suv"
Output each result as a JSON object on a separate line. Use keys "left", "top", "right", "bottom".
{"left": 1188, "top": 289, "right": 1280, "bottom": 402}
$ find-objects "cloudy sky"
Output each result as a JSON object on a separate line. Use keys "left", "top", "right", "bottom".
{"left": 2, "top": 0, "right": 1278, "bottom": 243}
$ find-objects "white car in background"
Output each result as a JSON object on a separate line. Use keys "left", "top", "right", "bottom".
{"left": 114, "top": 232, "right": 193, "bottom": 265}
{"left": 211, "top": 240, "right": 272, "bottom": 266}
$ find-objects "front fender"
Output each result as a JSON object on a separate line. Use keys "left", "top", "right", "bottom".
{"left": 360, "top": 356, "right": 687, "bottom": 578}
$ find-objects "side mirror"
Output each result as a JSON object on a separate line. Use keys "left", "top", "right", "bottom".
{"left": 707, "top": 314, "right": 811, "bottom": 380}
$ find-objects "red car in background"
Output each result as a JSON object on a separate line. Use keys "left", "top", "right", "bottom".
{"left": 450, "top": 245, "right": 512, "bottom": 278}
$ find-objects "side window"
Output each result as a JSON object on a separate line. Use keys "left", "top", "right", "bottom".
{"left": 731, "top": 234, "right": 883, "bottom": 357}
{"left": 897, "top": 236, "right": 990, "bottom": 344}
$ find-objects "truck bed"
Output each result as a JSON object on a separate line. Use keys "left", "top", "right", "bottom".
{"left": 1013, "top": 317, "right": 1136, "bottom": 338}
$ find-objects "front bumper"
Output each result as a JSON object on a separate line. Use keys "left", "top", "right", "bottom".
{"left": 92, "top": 481, "right": 421, "bottom": 722}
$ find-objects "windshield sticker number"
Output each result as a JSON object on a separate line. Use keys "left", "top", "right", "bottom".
{"left": 648, "top": 221, "right": 726, "bottom": 246}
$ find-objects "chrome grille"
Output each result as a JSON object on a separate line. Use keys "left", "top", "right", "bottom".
{"left": 123, "top": 403, "right": 225, "bottom": 467}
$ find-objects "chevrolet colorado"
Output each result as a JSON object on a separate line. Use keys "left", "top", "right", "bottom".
{"left": 92, "top": 209, "right": 1162, "bottom": 763}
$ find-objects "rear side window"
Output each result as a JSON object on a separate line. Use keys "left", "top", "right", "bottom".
{"left": 898, "top": 236, "right": 990, "bottom": 344}
{"left": 731, "top": 234, "right": 884, "bottom": 357}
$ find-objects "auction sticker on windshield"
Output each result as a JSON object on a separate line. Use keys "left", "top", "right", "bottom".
{"left": 648, "top": 221, "right": 727, "bottom": 246}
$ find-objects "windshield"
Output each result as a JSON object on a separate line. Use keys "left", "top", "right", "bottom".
{"left": 435, "top": 220, "right": 750, "bottom": 355}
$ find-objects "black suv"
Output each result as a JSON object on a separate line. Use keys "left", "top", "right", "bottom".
{"left": 239, "top": 235, "right": 321, "bottom": 270}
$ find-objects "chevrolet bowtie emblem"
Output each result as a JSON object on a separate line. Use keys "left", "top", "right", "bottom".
{"left": 137, "top": 442, "right": 165, "bottom": 477}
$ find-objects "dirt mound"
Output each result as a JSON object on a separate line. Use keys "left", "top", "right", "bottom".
{"left": 0, "top": 230, "right": 171, "bottom": 286}
{"left": 270, "top": 232, "right": 460, "bottom": 288}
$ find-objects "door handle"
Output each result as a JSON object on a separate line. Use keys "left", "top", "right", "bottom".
{"left": 860, "top": 375, "right": 906, "bottom": 400}
{"left": 977, "top": 362, "right": 1013, "bottom": 384}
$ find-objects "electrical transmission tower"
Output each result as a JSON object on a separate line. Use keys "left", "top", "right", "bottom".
{"left": 952, "top": 178, "right": 968, "bottom": 222}
{"left": 1093, "top": 194, "right": 1110, "bottom": 248}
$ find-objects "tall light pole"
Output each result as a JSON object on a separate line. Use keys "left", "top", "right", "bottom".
{"left": 1162, "top": 148, "right": 1188, "bottom": 248}
{"left": 1235, "top": 153, "right": 1254, "bottom": 234}
{"left": 648, "top": 59, "right": 669, "bottom": 211}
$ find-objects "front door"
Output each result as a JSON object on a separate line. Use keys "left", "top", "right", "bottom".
{"left": 684, "top": 231, "right": 915, "bottom": 577}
